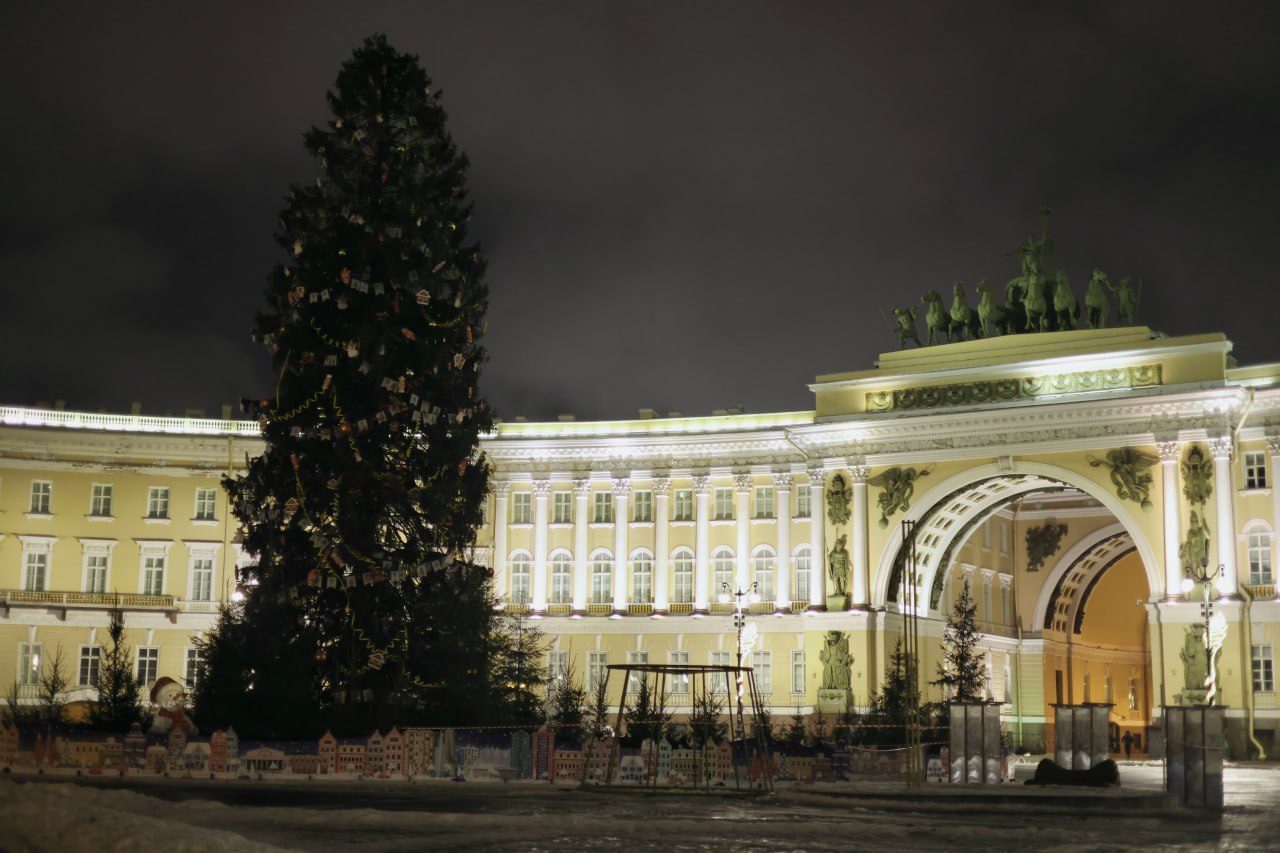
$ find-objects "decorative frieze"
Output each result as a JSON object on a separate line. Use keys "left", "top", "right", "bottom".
{"left": 865, "top": 364, "right": 1163, "bottom": 412}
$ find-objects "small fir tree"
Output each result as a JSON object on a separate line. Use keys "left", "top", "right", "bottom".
{"left": 786, "top": 706, "right": 807, "bottom": 746}
{"left": 859, "top": 639, "right": 912, "bottom": 746}
{"left": 488, "top": 613, "right": 546, "bottom": 727}
{"left": 545, "top": 660, "right": 590, "bottom": 744}
{"left": 35, "top": 646, "right": 70, "bottom": 736}
{"left": 933, "top": 578, "right": 986, "bottom": 703}
{"left": 90, "top": 608, "right": 145, "bottom": 732}
{"left": 219, "top": 34, "right": 494, "bottom": 734}
{"left": 689, "top": 691, "right": 727, "bottom": 747}
{"left": 623, "top": 674, "right": 671, "bottom": 746}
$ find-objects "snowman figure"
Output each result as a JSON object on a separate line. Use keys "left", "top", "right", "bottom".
{"left": 148, "top": 676, "right": 196, "bottom": 736}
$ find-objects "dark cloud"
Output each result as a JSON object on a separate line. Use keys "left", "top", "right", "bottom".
{"left": 2, "top": 1, "right": 1278, "bottom": 420}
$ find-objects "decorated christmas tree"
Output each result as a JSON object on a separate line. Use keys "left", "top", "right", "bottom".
{"left": 219, "top": 35, "right": 493, "bottom": 734}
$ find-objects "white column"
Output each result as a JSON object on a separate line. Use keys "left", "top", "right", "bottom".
{"left": 1269, "top": 436, "right": 1280, "bottom": 586}
{"left": 492, "top": 481, "right": 510, "bottom": 606}
{"left": 694, "top": 473, "right": 712, "bottom": 613}
{"left": 653, "top": 476, "right": 671, "bottom": 613}
{"left": 612, "top": 477, "right": 631, "bottom": 613}
{"left": 531, "top": 477, "right": 550, "bottom": 613}
{"left": 1211, "top": 437, "right": 1239, "bottom": 592}
{"left": 850, "top": 462, "right": 870, "bottom": 609}
{"left": 808, "top": 465, "right": 827, "bottom": 609}
{"left": 734, "top": 472, "right": 752, "bottom": 593}
{"left": 1158, "top": 441, "right": 1182, "bottom": 600}
{"left": 774, "top": 471, "right": 792, "bottom": 611}
{"left": 572, "top": 477, "right": 590, "bottom": 614}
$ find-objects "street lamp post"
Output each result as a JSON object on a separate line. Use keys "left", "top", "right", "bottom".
{"left": 720, "top": 581, "right": 759, "bottom": 740}
{"left": 1181, "top": 556, "right": 1228, "bottom": 704}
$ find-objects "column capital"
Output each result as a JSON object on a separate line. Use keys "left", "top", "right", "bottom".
{"left": 652, "top": 476, "right": 671, "bottom": 497}
{"left": 612, "top": 477, "right": 632, "bottom": 499}
{"left": 531, "top": 477, "right": 552, "bottom": 496}
{"left": 693, "top": 473, "right": 712, "bottom": 495}
{"left": 1157, "top": 441, "right": 1181, "bottom": 462}
{"left": 1267, "top": 434, "right": 1280, "bottom": 456}
{"left": 1209, "top": 436, "right": 1234, "bottom": 461}
{"left": 493, "top": 480, "right": 512, "bottom": 497}
{"left": 733, "top": 471, "right": 753, "bottom": 493}
{"left": 808, "top": 465, "right": 827, "bottom": 488}
{"left": 573, "top": 477, "right": 592, "bottom": 495}
{"left": 772, "top": 470, "right": 793, "bottom": 491}
{"left": 848, "top": 463, "right": 870, "bottom": 483}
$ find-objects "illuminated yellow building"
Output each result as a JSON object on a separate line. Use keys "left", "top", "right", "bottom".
{"left": 2, "top": 326, "right": 1278, "bottom": 756}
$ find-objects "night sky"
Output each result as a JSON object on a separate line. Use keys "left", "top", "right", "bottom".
{"left": 3, "top": 2, "right": 1278, "bottom": 422}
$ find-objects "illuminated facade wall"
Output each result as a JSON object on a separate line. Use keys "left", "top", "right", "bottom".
{"left": 2, "top": 326, "right": 1279, "bottom": 755}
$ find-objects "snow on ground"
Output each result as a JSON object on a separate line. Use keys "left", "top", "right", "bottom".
{"left": 3, "top": 762, "right": 1280, "bottom": 852}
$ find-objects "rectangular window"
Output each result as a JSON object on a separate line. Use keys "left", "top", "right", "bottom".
{"left": 593, "top": 492, "right": 613, "bottom": 523}
{"left": 547, "top": 650, "right": 569, "bottom": 684}
{"left": 142, "top": 555, "right": 165, "bottom": 596}
{"left": 552, "top": 492, "right": 572, "bottom": 524}
{"left": 754, "top": 486, "right": 774, "bottom": 519}
{"left": 710, "top": 650, "right": 731, "bottom": 695}
{"left": 18, "top": 642, "right": 43, "bottom": 686}
{"left": 982, "top": 523, "right": 991, "bottom": 549}
{"left": 791, "top": 650, "right": 805, "bottom": 694}
{"left": 191, "top": 557, "right": 214, "bottom": 601}
{"left": 30, "top": 481, "right": 51, "bottom": 514}
{"left": 186, "top": 648, "right": 205, "bottom": 689}
{"left": 632, "top": 490, "right": 653, "bottom": 522}
{"left": 23, "top": 551, "right": 49, "bottom": 592}
{"left": 147, "top": 486, "right": 170, "bottom": 519}
{"left": 85, "top": 551, "right": 109, "bottom": 593}
{"left": 668, "top": 651, "right": 690, "bottom": 696}
{"left": 136, "top": 647, "right": 159, "bottom": 687}
{"left": 1000, "top": 524, "right": 1009, "bottom": 556}
{"left": 194, "top": 488, "right": 217, "bottom": 520}
{"left": 626, "top": 651, "right": 649, "bottom": 693}
{"left": 983, "top": 581, "right": 993, "bottom": 623}
{"left": 714, "top": 488, "right": 733, "bottom": 520}
{"left": 588, "top": 651, "right": 608, "bottom": 693}
{"left": 1254, "top": 645, "right": 1274, "bottom": 693}
{"left": 1245, "top": 451, "right": 1268, "bottom": 490}
{"left": 794, "top": 551, "right": 810, "bottom": 602}
{"left": 673, "top": 489, "right": 693, "bottom": 521}
{"left": 1248, "top": 533, "right": 1273, "bottom": 586}
{"left": 672, "top": 553, "right": 693, "bottom": 603}
{"left": 1000, "top": 584, "right": 1010, "bottom": 625}
{"left": 795, "top": 485, "right": 810, "bottom": 518}
{"left": 91, "top": 484, "right": 113, "bottom": 517}
{"left": 751, "top": 651, "right": 772, "bottom": 695}
{"left": 511, "top": 492, "right": 531, "bottom": 524}
{"left": 79, "top": 645, "right": 101, "bottom": 687}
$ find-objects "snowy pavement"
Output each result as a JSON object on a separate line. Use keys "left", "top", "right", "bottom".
{"left": 3, "top": 762, "right": 1279, "bottom": 851}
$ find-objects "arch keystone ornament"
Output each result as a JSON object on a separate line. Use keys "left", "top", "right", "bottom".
{"left": 1087, "top": 448, "right": 1158, "bottom": 509}
{"left": 868, "top": 466, "right": 930, "bottom": 528}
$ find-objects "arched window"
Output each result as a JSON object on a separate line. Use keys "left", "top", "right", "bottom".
{"left": 590, "top": 549, "right": 613, "bottom": 604}
{"left": 793, "top": 545, "right": 811, "bottom": 603}
{"left": 1246, "top": 523, "right": 1274, "bottom": 585}
{"left": 752, "top": 545, "right": 776, "bottom": 601}
{"left": 711, "top": 546, "right": 735, "bottom": 594}
{"left": 549, "top": 549, "right": 573, "bottom": 604}
{"left": 631, "top": 549, "right": 653, "bottom": 604}
{"left": 671, "top": 548, "right": 694, "bottom": 603}
{"left": 509, "top": 550, "right": 532, "bottom": 605}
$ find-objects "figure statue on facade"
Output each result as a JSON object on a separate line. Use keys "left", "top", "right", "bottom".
{"left": 868, "top": 466, "right": 929, "bottom": 527}
{"left": 975, "top": 279, "right": 1003, "bottom": 338}
{"left": 826, "top": 473, "right": 853, "bottom": 527}
{"left": 1052, "top": 270, "right": 1077, "bottom": 331}
{"left": 921, "top": 289, "right": 948, "bottom": 345}
{"left": 1181, "top": 624, "right": 1209, "bottom": 697}
{"left": 1088, "top": 448, "right": 1157, "bottom": 509}
{"left": 1110, "top": 276, "right": 1140, "bottom": 326}
{"left": 1181, "top": 444, "right": 1214, "bottom": 507}
{"left": 819, "top": 631, "right": 852, "bottom": 691}
{"left": 1179, "top": 510, "right": 1211, "bottom": 575}
{"left": 827, "top": 534, "right": 851, "bottom": 598}
{"left": 949, "top": 282, "right": 978, "bottom": 341}
{"left": 1084, "top": 270, "right": 1110, "bottom": 329}
{"left": 892, "top": 306, "right": 921, "bottom": 348}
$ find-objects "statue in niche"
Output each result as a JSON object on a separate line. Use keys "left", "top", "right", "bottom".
{"left": 868, "top": 466, "right": 930, "bottom": 528}
{"left": 826, "top": 473, "right": 852, "bottom": 527}
{"left": 1084, "top": 270, "right": 1110, "bottom": 329}
{"left": 1181, "top": 445, "right": 1214, "bottom": 507}
{"left": 1110, "top": 276, "right": 1140, "bottom": 326}
{"left": 1088, "top": 448, "right": 1158, "bottom": 509}
{"left": 1179, "top": 510, "right": 1211, "bottom": 576}
{"left": 827, "top": 534, "right": 851, "bottom": 598}
{"left": 892, "top": 306, "right": 921, "bottom": 348}
{"left": 1025, "top": 522, "right": 1068, "bottom": 572}
{"left": 819, "top": 631, "right": 852, "bottom": 691}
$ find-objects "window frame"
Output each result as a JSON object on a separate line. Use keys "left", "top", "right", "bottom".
{"left": 552, "top": 491, "right": 573, "bottom": 524}
{"left": 18, "top": 642, "right": 43, "bottom": 687}
{"left": 672, "top": 489, "right": 694, "bottom": 522}
{"left": 90, "top": 483, "right": 114, "bottom": 517}
{"left": 671, "top": 548, "right": 694, "bottom": 603}
{"left": 790, "top": 650, "right": 805, "bottom": 694}
{"left": 713, "top": 488, "right": 733, "bottom": 521}
{"left": 592, "top": 492, "right": 614, "bottom": 524}
{"left": 549, "top": 550, "right": 572, "bottom": 604}
{"left": 136, "top": 646, "right": 159, "bottom": 688}
{"left": 630, "top": 549, "right": 653, "bottom": 604}
{"left": 79, "top": 644, "right": 101, "bottom": 688}
{"left": 754, "top": 486, "right": 775, "bottom": 519}
{"left": 508, "top": 550, "right": 532, "bottom": 604}
{"left": 1254, "top": 644, "right": 1274, "bottom": 693}
{"left": 194, "top": 487, "right": 218, "bottom": 521}
{"left": 146, "top": 486, "right": 170, "bottom": 520}
{"left": 510, "top": 492, "right": 532, "bottom": 525}
{"left": 29, "top": 480, "right": 52, "bottom": 514}
{"left": 1244, "top": 451, "right": 1269, "bottom": 490}
{"left": 632, "top": 490, "right": 653, "bottom": 523}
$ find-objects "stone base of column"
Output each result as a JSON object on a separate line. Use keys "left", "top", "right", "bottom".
{"left": 569, "top": 609, "right": 587, "bottom": 619}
